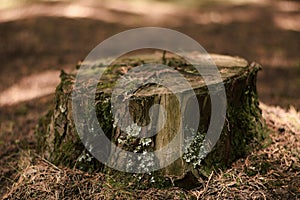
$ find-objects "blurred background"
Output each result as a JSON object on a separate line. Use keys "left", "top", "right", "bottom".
{"left": 0, "top": 0, "right": 299, "bottom": 109}
{"left": 0, "top": 0, "right": 299, "bottom": 196}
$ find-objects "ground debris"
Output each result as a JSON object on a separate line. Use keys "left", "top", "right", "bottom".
{"left": 2, "top": 103, "right": 300, "bottom": 199}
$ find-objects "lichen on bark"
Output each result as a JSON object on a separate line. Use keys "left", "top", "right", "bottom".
{"left": 35, "top": 52, "right": 268, "bottom": 188}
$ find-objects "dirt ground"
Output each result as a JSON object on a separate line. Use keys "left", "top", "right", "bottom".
{"left": 0, "top": 0, "right": 299, "bottom": 198}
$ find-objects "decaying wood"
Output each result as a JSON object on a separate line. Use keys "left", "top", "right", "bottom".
{"left": 36, "top": 52, "right": 267, "bottom": 188}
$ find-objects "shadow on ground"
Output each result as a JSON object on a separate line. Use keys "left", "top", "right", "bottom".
{"left": 0, "top": 0, "right": 299, "bottom": 198}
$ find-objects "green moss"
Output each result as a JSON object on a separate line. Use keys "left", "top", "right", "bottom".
{"left": 16, "top": 105, "right": 28, "bottom": 115}
{"left": 188, "top": 63, "right": 269, "bottom": 177}
{"left": 104, "top": 169, "right": 171, "bottom": 190}
{"left": 95, "top": 94, "right": 114, "bottom": 138}
{"left": 36, "top": 55, "right": 269, "bottom": 189}
{"left": 35, "top": 109, "right": 53, "bottom": 154}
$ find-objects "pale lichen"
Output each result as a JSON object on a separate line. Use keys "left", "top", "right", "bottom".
{"left": 182, "top": 127, "right": 206, "bottom": 168}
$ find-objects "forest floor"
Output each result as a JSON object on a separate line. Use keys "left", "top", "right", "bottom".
{"left": 0, "top": 0, "right": 300, "bottom": 199}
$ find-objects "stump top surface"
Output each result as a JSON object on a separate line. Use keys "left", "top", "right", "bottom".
{"left": 80, "top": 52, "right": 251, "bottom": 96}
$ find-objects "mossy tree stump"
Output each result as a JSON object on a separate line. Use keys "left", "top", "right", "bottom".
{"left": 36, "top": 52, "right": 266, "bottom": 188}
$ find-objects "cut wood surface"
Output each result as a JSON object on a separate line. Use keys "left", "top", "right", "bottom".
{"left": 36, "top": 51, "right": 267, "bottom": 188}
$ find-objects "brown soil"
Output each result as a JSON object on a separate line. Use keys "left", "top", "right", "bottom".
{"left": 0, "top": 0, "right": 299, "bottom": 198}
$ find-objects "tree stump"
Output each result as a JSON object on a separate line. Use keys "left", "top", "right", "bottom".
{"left": 36, "top": 51, "right": 267, "bottom": 188}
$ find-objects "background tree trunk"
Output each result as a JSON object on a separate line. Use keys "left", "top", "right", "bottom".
{"left": 36, "top": 52, "right": 267, "bottom": 188}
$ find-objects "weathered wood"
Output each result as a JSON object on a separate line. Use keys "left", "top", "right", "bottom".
{"left": 36, "top": 52, "right": 267, "bottom": 188}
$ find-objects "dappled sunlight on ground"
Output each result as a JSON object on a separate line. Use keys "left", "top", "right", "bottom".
{"left": 0, "top": 0, "right": 184, "bottom": 26}
{"left": 0, "top": 0, "right": 299, "bottom": 110}
{"left": 274, "top": 14, "right": 300, "bottom": 32}
{"left": 0, "top": 0, "right": 300, "bottom": 197}
{"left": 1, "top": 0, "right": 300, "bottom": 30}
{"left": 0, "top": 70, "right": 60, "bottom": 106}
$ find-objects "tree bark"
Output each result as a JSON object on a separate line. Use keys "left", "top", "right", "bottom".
{"left": 36, "top": 52, "right": 267, "bottom": 187}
